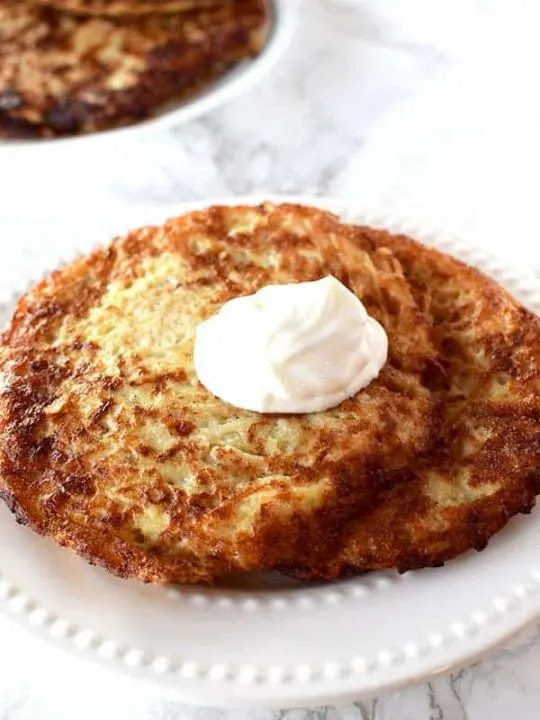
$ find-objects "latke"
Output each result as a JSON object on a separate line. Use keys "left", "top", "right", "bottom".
{"left": 0, "top": 0, "right": 268, "bottom": 137}
{"left": 0, "top": 204, "right": 438, "bottom": 584}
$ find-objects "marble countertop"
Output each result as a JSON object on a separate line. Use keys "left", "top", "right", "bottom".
{"left": 1, "top": 1, "right": 540, "bottom": 718}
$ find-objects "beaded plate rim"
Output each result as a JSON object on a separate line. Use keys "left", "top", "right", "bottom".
{"left": 0, "top": 195, "right": 539, "bottom": 708}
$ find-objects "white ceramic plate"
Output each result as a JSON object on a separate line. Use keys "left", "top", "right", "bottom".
{"left": 1, "top": 196, "right": 540, "bottom": 709}
{"left": 0, "top": 0, "right": 296, "bottom": 152}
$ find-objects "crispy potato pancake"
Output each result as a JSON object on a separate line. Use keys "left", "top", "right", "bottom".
{"left": 0, "top": 204, "right": 438, "bottom": 584}
{"left": 284, "top": 228, "right": 540, "bottom": 580}
{"left": 37, "top": 0, "right": 218, "bottom": 16}
{"left": 0, "top": 0, "right": 268, "bottom": 138}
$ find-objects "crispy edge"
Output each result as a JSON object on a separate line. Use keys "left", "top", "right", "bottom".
{"left": 282, "top": 227, "right": 540, "bottom": 580}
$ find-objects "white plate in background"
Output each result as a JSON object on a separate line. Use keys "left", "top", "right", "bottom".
{"left": 1, "top": 196, "right": 540, "bottom": 708}
{"left": 0, "top": 0, "right": 297, "bottom": 152}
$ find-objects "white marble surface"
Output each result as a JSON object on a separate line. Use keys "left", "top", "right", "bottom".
{"left": 2, "top": 1, "right": 540, "bottom": 718}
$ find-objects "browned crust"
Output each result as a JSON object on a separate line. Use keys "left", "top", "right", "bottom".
{"left": 0, "top": 0, "right": 269, "bottom": 138}
{"left": 37, "top": 0, "right": 220, "bottom": 16}
{"left": 283, "top": 227, "right": 540, "bottom": 580}
{"left": 0, "top": 204, "right": 440, "bottom": 583}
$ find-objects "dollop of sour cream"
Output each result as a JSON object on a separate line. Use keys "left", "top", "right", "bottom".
{"left": 194, "top": 275, "right": 388, "bottom": 414}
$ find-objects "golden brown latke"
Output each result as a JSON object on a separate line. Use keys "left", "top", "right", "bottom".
{"left": 36, "top": 1, "right": 218, "bottom": 16}
{"left": 284, "top": 227, "right": 540, "bottom": 580}
{"left": 0, "top": 204, "right": 438, "bottom": 584}
{"left": 0, "top": 0, "right": 268, "bottom": 138}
